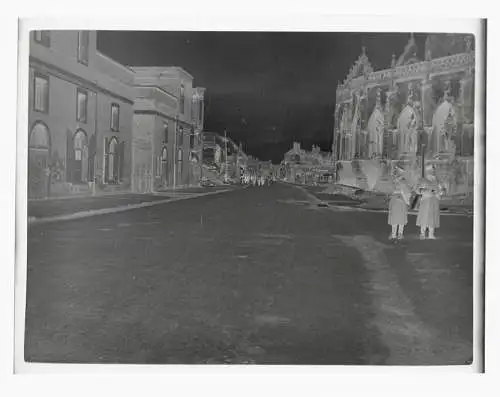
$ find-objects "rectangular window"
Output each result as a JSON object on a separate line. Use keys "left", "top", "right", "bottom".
{"left": 110, "top": 103, "right": 120, "bottom": 131}
{"left": 177, "top": 127, "right": 184, "bottom": 146}
{"left": 179, "top": 85, "right": 185, "bottom": 115}
{"left": 199, "top": 99, "right": 203, "bottom": 123}
{"left": 163, "top": 122, "right": 168, "bottom": 143}
{"left": 34, "top": 30, "right": 50, "bottom": 47}
{"left": 76, "top": 88, "right": 88, "bottom": 123}
{"left": 33, "top": 74, "right": 49, "bottom": 113}
{"left": 190, "top": 130, "right": 195, "bottom": 149}
{"left": 77, "top": 31, "right": 90, "bottom": 65}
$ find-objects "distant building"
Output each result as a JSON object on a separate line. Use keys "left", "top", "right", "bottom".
{"left": 130, "top": 67, "right": 205, "bottom": 192}
{"left": 28, "top": 30, "right": 135, "bottom": 199}
{"left": 202, "top": 132, "right": 244, "bottom": 182}
{"left": 282, "top": 142, "right": 335, "bottom": 185}
{"left": 333, "top": 33, "right": 475, "bottom": 194}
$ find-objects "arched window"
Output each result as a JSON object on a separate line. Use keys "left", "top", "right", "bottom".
{"left": 30, "top": 122, "right": 50, "bottom": 149}
{"left": 397, "top": 105, "right": 419, "bottom": 156}
{"left": 73, "top": 129, "right": 88, "bottom": 183}
{"left": 107, "top": 137, "right": 118, "bottom": 183}
{"left": 367, "top": 108, "right": 384, "bottom": 158}
{"left": 432, "top": 101, "right": 457, "bottom": 155}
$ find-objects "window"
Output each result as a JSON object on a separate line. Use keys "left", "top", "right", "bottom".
{"left": 199, "top": 98, "right": 204, "bottom": 123}
{"left": 177, "top": 127, "right": 184, "bottom": 146}
{"left": 76, "top": 89, "right": 88, "bottom": 123}
{"left": 33, "top": 74, "right": 49, "bottom": 113}
{"left": 108, "top": 138, "right": 118, "bottom": 182}
{"left": 34, "top": 31, "right": 50, "bottom": 47}
{"left": 163, "top": 121, "right": 168, "bottom": 143}
{"left": 73, "top": 130, "right": 89, "bottom": 183}
{"left": 189, "top": 129, "right": 195, "bottom": 149}
{"left": 77, "top": 31, "right": 90, "bottom": 65}
{"left": 179, "top": 84, "right": 185, "bottom": 115}
{"left": 110, "top": 104, "right": 120, "bottom": 132}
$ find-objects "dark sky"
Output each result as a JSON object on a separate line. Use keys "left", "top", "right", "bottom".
{"left": 97, "top": 31, "right": 427, "bottom": 162}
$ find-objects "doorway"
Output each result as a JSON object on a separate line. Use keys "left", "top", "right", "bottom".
{"left": 28, "top": 123, "right": 51, "bottom": 199}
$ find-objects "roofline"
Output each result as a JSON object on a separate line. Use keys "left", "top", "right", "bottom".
{"left": 129, "top": 66, "right": 194, "bottom": 80}
{"left": 95, "top": 51, "right": 136, "bottom": 74}
{"left": 134, "top": 84, "right": 178, "bottom": 101}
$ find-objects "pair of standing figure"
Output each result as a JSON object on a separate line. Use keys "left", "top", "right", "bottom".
{"left": 388, "top": 184, "right": 441, "bottom": 240}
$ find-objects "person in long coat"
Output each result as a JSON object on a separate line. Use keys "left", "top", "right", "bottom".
{"left": 388, "top": 180, "right": 410, "bottom": 240}
{"left": 416, "top": 182, "right": 442, "bottom": 239}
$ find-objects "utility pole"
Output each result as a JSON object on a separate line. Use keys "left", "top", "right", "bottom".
{"left": 199, "top": 129, "right": 203, "bottom": 185}
{"left": 224, "top": 129, "right": 228, "bottom": 182}
{"left": 173, "top": 116, "right": 178, "bottom": 190}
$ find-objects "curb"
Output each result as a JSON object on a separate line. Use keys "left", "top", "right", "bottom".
{"left": 28, "top": 187, "right": 238, "bottom": 227}
{"left": 293, "top": 185, "right": 473, "bottom": 217}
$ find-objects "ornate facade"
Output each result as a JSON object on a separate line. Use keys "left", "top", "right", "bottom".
{"left": 333, "top": 33, "right": 475, "bottom": 195}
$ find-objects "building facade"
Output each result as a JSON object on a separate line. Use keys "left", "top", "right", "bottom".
{"left": 282, "top": 142, "right": 336, "bottom": 185}
{"left": 28, "top": 30, "right": 135, "bottom": 199}
{"left": 333, "top": 33, "right": 475, "bottom": 195}
{"left": 130, "top": 67, "right": 205, "bottom": 192}
{"left": 202, "top": 131, "right": 245, "bottom": 183}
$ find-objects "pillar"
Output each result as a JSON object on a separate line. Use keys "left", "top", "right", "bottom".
{"left": 383, "top": 90, "right": 395, "bottom": 159}
{"left": 460, "top": 74, "right": 474, "bottom": 157}
{"left": 420, "top": 77, "right": 434, "bottom": 156}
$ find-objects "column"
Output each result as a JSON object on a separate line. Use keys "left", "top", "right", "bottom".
{"left": 460, "top": 74, "right": 474, "bottom": 157}
{"left": 359, "top": 89, "right": 368, "bottom": 158}
{"left": 333, "top": 104, "right": 341, "bottom": 161}
{"left": 383, "top": 90, "right": 395, "bottom": 159}
{"left": 420, "top": 77, "right": 433, "bottom": 156}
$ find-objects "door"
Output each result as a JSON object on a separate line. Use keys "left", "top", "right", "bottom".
{"left": 28, "top": 148, "right": 49, "bottom": 199}
{"left": 28, "top": 123, "right": 51, "bottom": 199}
{"left": 161, "top": 147, "right": 168, "bottom": 186}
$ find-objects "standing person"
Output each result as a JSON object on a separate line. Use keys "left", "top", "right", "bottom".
{"left": 388, "top": 178, "right": 410, "bottom": 240}
{"left": 416, "top": 181, "right": 442, "bottom": 240}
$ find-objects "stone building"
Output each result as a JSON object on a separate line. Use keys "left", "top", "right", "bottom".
{"left": 28, "top": 30, "right": 135, "bottom": 199}
{"left": 282, "top": 142, "right": 335, "bottom": 184}
{"left": 130, "top": 67, "right": 205, "bottom": 192}
{"left": 333, "top": 33, "right": 476, "bottom": 195}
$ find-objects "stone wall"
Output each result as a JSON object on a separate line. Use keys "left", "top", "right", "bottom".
{"left": 336, "top": 157, "right": 474, "bottom": 196}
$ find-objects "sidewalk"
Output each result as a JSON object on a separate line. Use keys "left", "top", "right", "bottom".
{"left": 301, "top": 185, "right": 474, "bottom": 216}
{"left": 155, "top": 184, "right": 237, "bottom": 194}
{"left": 27, "top": 185, "right": 243, "bottom": 226}
{"left": 28, "top": 193, "right": 172, "bottom": 219}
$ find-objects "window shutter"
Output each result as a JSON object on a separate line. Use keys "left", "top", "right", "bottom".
{"left": 66, "top": 129, "right": 74, "bottom": 182}
{"left": 104, "top": 137, "right": 109, "bottom": 183}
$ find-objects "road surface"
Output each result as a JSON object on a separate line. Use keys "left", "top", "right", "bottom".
{"left": 25, "top": 183, "right": 474, "bottom": 365}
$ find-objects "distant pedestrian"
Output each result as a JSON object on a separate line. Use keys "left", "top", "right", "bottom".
{"left": 416, "top": 182, "right": 442, "bottom": 240}
{"left": 388, "top": 180, "right": 410, "bottom": 240}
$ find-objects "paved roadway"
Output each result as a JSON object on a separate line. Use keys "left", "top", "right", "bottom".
{"left": 25, "top": 183, "right": 474, "bottom": 365}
